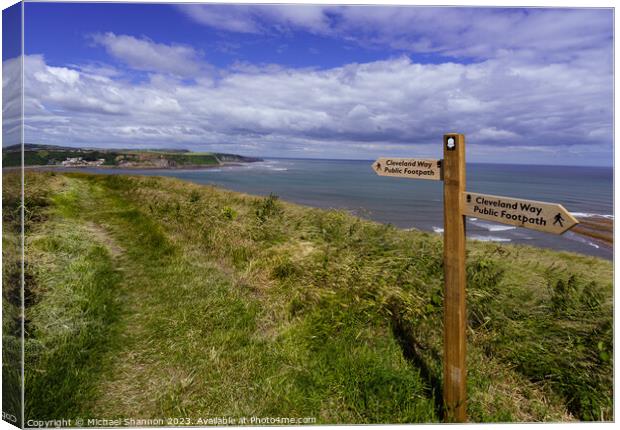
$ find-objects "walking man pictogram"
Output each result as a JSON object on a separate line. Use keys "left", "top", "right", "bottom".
{"left": 553, "top": 213, "right": 564, "bottom": 227}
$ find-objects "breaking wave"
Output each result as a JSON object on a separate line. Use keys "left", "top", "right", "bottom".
{"left": 565, "top": 231, "right": 601, "bottom": 249}
{"left": 571, "top": 212, "right": 613, "bottom": 220}
{"left": 470, "top": 220, "right": 517, "bottom": 232}
{"left": 469, "top": 235, "right": 512, "bottom": 243}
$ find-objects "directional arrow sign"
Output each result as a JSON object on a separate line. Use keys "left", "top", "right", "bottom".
{"left": 463, "top": 192, "right": 579, "bottom": 234}
{"left": 372, "top": 157, "right": 442, "bottom": 180}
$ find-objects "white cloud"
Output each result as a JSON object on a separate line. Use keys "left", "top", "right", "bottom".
{"left": 471, "top": 127, "right": 520, "bottom": 142}
{"left": 177, "top": 5, "right": 262, "bottom": 33}
{"left": 177, "top": 4, "right": 332, "bottom": 35}
{"left": 2, "top": 56, "right": 23, "bottom": 147}
{"left": 7, "top": 50, "right": 609, "bottom": 163}
{"left": 263, "top": 5, "right": 333, "bottom": 34}
{"left": 91, "top": 32, "right": 209, "bottom": 77}
{"left": 336, "top": 7, "right": 612, "bottom": 62}
{"left": 176, "top": 5, "right": 612, "bottom": 66}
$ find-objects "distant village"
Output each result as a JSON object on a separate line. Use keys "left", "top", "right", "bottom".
{"left": 61, "top": 157, "right": 106, "bottom": 167}
{"left": 2, "top": 143, "right": 263, "bottom": 169}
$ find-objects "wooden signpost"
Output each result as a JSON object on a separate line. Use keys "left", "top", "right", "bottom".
{"left": 441, "top": 134, "right": 467, "bottom": 422}
{"left": 372, "top": 133, "right": 579, "bottom": 423}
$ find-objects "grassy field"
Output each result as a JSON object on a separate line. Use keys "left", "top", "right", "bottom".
{"left": 117, "top": 151, "right": 220, "bottom": 167}
{"left": 2, "top": 173, "right": 23, "bottom": 427}
{"left": 3, "top": 171, "right": 613, "bottom": 423}
{"left": 1, "top": 148, "right": 221, "bottom": 168}
{"left": 2, "top": 146, "right": 261, "bottom": 168}
{"left": 2, "top": 149, "right": 120, "bottom": 167}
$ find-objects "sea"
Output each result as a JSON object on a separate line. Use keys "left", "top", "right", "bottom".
{"left": 76, "top": 159, "right": 613, "bottom": 260}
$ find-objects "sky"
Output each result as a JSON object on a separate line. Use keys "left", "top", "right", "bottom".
{"left": 1, "top": 2, "right": 614, "bottom": 165}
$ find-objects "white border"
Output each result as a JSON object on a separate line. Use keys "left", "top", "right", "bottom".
{"left": 0, "top": 1, "right": 616, "bottom": 429}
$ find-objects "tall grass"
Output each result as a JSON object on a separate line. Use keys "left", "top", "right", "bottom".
{"left": 25, "top": 224, "right": 123, "bottom": 419}
{"left": 2, "top": 172, "right": 24, "bottom": 426}
{"left": 18, "top": 171, "right": 613, "bottom": 423}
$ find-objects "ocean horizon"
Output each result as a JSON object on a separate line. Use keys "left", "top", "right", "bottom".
{"left": 267, "top": 157, "right": 614, "bottom": 169}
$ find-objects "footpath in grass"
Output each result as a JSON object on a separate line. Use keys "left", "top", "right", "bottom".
{"left": 16, "top": 171, "right": 613, "bottom": 423}
{"left": 22, "top": 173, "right": 437, "bottom": 423}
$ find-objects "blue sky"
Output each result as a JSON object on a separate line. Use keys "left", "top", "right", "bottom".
{"left": 24, "top": 3, "right": 408, "bottom": 70}
{"left": 2, "top": 2, "right": 614, "bottom": 165}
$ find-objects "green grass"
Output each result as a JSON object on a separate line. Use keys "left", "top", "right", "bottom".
{"left": 159, "top": 153, "right": 219, "bottom": 165}
{"left": 1, "top": 149, "right": 219, "bottom": 167}
{"left": 115, "top": 151, "right": 220, "bottom": 166}
{"left": 2, "top": 150, "right": 119, "bottom": 167}
{"left": 2, "top": 173, "right": 23, "bottom": 427}
{"left": 24, "top": 220, "right": 123, "bottom": 419}
{"left": 6, "top": 171, "right": 612, "bottom": 423}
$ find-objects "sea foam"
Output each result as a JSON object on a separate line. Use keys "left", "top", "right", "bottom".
{"left": 469, "top": 235, "right": 512, "bottom": 243}
{"left": 470, "top": 220, "right": 517, "bottom": 232}
{"left": 571, "top": 212, "right": 613, "bottom": 219}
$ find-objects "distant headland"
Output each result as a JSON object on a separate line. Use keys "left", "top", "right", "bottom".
{"left": 2, "top": 143, "right": 263, "bottom": 169}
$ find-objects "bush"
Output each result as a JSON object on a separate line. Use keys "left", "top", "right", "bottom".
{"left": 255, "top": 193, "right": 281, "bottom": 223}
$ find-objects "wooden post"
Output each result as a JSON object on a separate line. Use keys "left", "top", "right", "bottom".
{"left": 442, "top": 133, "right": 467, "bottom": 422}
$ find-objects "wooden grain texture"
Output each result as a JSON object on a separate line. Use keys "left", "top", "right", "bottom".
{"left": 462, "top": 191, "right": 579, "bottom": 234}
{"left": 442, "top": 133, "right": 467, "bottom": 422}
{"left": 372, "top": 157, "right": 442, "bottom": 180}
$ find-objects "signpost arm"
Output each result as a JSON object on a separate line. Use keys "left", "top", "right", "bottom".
{"left": 442, "top": 133, "right": 467, "bottom": 422}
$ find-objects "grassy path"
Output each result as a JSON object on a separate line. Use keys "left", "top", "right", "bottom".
{"left": 17, "top": 172, "right": 612, "bottom": 423}
{"left": 26, "top": 174, "right": 437, "bottom": 423}
{"left": 79, "top": 178, "right": 288, "bottom": 419}
{"left": 23, "top": 177, "right": 124, "bottom": 419}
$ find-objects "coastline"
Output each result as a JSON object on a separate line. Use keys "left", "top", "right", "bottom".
{"left": 3, "top": 162, "right": 248, "bottom": 171}
{"left": 4, "top": 164, "right": 612, "bottom": 258}
{"left": 419, "top": 215, "right": 612, "bottom": 257}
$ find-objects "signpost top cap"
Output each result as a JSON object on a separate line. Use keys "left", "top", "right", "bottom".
{"left": 444, "top": 133, "right": 463, "bottom": 151}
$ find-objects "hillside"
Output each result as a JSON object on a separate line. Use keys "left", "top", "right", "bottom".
{"left": 2, "top": 171, "right": 613, "bottom": 424}
{"left": 1, "top": 144, "right": 262, "bottom": 168}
